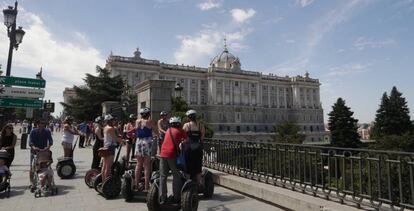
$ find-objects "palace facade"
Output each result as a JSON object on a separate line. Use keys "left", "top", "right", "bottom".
{"left": 105, "top": 47, "right": 326, "bottom": 142}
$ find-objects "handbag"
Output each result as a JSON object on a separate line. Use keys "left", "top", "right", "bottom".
{"left": 169, "top": 129, "right": 186, "bottom": 171}
{"left": 97, "top": 147, "right": 111, "bottom": 158}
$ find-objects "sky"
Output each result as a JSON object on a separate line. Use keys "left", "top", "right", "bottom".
{"left": 0, "top": 0, "right": 413, "bottom": 123}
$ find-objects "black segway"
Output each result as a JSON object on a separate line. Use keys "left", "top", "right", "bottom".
{"left": 56, "top": 139, "right": 78, "bottom": 179}
{"left": 93, "top": 143, "right": 125, "bottom": 199}
{"left": 146, "top": 169, "right": 199, "bottom": 211}
{"left": 85, "top": 166, "right": 101, "bottom": 188}
{"left": 121, "top": 156, "right": 160, "bottom": 201}
{"left": 199, "top": 168, "right": 214, "bottom": 198}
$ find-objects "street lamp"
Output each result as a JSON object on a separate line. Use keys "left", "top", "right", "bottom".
{"left": 175, "top": 83, "right": 183, "bottom": 98}
{"left": 3, "top": 1, "right": 25, "bottom": 76}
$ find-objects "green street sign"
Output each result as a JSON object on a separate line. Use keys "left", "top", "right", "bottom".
{"left": 0, "top": 97, "right": 43, "bottom": 108}
{"left": 0, "top": 76, "right": 46, "bottom": 88}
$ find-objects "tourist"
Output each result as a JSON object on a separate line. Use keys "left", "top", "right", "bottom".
{"left": 28, "top": 119, "right": 53, "bottom": 188}
{"left": 159, "top": 117, "right": 186, "bottom": 204}
{"left": 183, "top": 110, "right": 205, "bottom": 185}
{"left": 157, "top": 111, "right": 169, "bottom": 152}
{"left": 124, "top": 114, "right": 136, "bottom": 162}
{"left": 61, "top": 116, "right": 78, "bottom": 158}
{"left": 91, "top": 116, "right": 104, "bottom": 169}
{"left": 0, "top": 124, "right": 17, "bottom": 168}
{"left": 102, "top": 114, "right": 121, "bottom": 181}
{"left": 78, "top": 121, "right": 87, "bottom": 148}
{"left": 134, "top": 108, "right": 156, "bottom": 191}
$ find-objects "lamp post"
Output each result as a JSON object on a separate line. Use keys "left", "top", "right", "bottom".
{"left": 174, "top": 83, "right": 183, "bottom": 99}
{"left": 3, "top": 1, "right": 25, "bottom": 76}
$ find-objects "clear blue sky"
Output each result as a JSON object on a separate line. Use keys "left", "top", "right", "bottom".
{"left": 0, "top": 0, "right": 413, "bottom": 123}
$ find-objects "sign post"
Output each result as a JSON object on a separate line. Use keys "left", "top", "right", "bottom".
{"left": 0, "top": 97, "right": 43, "bottom": 108}
{"left": 0, "top": 86, "right": 45, "bottom": 98}
{"left": 0, "top": 76, "right": 46, "bottom": 88}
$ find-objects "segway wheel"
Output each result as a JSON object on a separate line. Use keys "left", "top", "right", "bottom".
{"left": 57, "top": 162, "right": 76, "bottom": 179}
{"left": 203, "top": 173, "right": 214, "bottom": 198}
{"left": 102, "top": 176, "right": 122, "bottom": 199}
{"left": 181, "top": 186, "right": 199, "bottom": 211}
{"left": 85, "top": 169, "right": 100, "bottom": 188}
{"left": 121, "top": 174, "right": 133, "bottom": 201}
{"left": 93, "top": 173, "right": 103, "bottom": 192}
{"left": 146, "top": 184, "right": 160, "bottom": 211}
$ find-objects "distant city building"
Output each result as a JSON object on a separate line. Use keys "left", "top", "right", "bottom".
{"left": 63, "top": 88, "right": 76, "bottom": 105}
{"left": 104, "top": 45, "right": 326, "bottom": 142}
{"left": 358, "top": 123, "right": 373, "bottom": 140}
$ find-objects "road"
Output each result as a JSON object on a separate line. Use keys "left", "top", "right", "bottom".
{"left": 1, "top": 127, "right": 283, "bottom": 211}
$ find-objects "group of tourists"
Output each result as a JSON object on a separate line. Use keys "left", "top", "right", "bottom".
{"left": 0, "top": 107, "right": 205, "bottom": 203}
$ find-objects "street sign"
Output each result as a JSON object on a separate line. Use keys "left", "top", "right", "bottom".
{"left": 0, "top": 76, "right": 46, "bottom": 88}
{"left": 0, "top": 86, "right": 45, "bottom": 98}
{"left": 43, "top": 102, "right": 55, "bottom": 112}
{"left": 0, "top": 97, "right": 42, "bottom": 108}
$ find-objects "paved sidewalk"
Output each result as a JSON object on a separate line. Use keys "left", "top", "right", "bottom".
{"left": 1, "top": 127, "right": 283, "bottom": 211}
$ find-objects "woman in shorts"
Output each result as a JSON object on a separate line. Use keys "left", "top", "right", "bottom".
{"left": 134, "top": 108, "right": 156, "bottom": 191}
{"left": 102, "top": 114, "right": 121, "bottom": 181}
{"left": 61, "top": 116, "right": 78, "bottom": 157}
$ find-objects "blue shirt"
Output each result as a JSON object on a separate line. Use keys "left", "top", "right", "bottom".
{"left": 29, "top": 128, "right": 53, "bottom": 149}
{"left": 79, "top": 122, "right": 88, "bottom": 134}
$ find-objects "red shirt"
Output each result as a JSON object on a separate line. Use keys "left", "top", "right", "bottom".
{"left": 160, "top": 127, "right": 187, "bottom": 159}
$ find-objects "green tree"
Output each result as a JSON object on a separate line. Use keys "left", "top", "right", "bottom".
{"left": 372, "top": 87, "right": 412, "bottom": 137}
{"left": 61, "top": 66, "right": 124, "bottom": 121}
{"left": 272, "top": 121, "right": 305, "bottom": 144}
{"left": 328, "top": 98, "right": 361, "bottom": 148}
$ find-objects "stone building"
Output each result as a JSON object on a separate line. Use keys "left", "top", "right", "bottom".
{"left": 105, "top": 46, "right": 325, "bottom": 142}
{"left": 63, "top": 88, "right": 76, "bottom": 105}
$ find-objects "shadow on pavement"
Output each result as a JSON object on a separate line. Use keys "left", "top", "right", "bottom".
{"left": 204, "top": 192, "right": 245, "bottom": 202}
{"left": 205, "top": 204, "right": 231, "bottom": 211}
{"left": 55, "top": 185, "right": 76, "bottom": 195}
{"left": 0, "top": 185, "right": 26, "bottom": 198}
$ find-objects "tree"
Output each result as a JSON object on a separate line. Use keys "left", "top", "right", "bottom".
{"left": 372, "top": 87, "right": 412, "bottom": 137}
{"left": 328, "top": 98, "right": 361, "bottom": 148}
{"left": 61, "top": 66, "right": 124, "bottom": 121}
{"left": 371, "top": 92, "right": 389, "bottom": 138}
{"left": 272, "top": 122, "right": 306, "bottom": 144}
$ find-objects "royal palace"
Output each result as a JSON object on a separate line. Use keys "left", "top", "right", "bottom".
{"left": 104, "top": 46, "right": 327, "bottom": 143}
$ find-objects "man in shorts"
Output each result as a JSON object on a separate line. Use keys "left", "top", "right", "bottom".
{"left": 28, "top": 119, "right": 53, "bottom": 189}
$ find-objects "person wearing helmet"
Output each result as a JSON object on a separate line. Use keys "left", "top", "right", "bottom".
{"left": 134, "top": 107, "right": 156, "bottom": 191}
{"left": 91, "top": 116, "right": 104, "bottom": 169}
{"left": 102, "top": 114, "right": 122, "bottom": 181}
{"left": 159, "top": 116, "right": 187, "bottom": 204}
{"left": 124, "top": 114, "right": 137, "bottom": 162}
{"left": 61, "top": 116, "right": 79, "bottom": 158}
{"left": 157, "top": 111, "right": 169, "bottom": 152}
{"left": 183, "top": 110, "right": 205, "bottom": 185}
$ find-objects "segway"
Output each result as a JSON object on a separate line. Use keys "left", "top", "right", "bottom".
{"left": 198, "top": 168, "right": 214, "bottom": 198}
{"left": 121, "top": 156, "right": 160, "bottom": 201}
{"left": 56, "top": 139, "right": 78, "bottom": 179}
{"left": 146, "top": 170, "right": 199, "bottom": 211}
{"left": 84, "top": 165, "right": 101, "bottom": 188}
{"left": 93, "top": 143, "right": 125, "bottom": 199}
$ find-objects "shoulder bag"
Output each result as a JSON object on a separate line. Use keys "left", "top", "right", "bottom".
{"left": 169, "top": 129, "right": 186, "bottom": 171}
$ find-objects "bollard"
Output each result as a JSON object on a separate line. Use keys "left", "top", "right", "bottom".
{"left": 20, "top": 133, "right": 28, "bottom": 149}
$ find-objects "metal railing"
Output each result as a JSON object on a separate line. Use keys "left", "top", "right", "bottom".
{"left": 202, "top": 139, "right": 414, "bottom": 210}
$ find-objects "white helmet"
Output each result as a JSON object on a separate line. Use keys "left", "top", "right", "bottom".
{"left": 169, "top": 116, "right": 181, "bottom": 124}
{"left": 104, "top": 114, "right": 114, "bottom": 121}
{"left": 186, "top": 109, "right": 196, "bottom": 116}
{"left": 160, "top": 111, "right": 168, "bottom": 116}
{"left": 139, "top": 107, "right": 151, "bottom": 115}
{"left": 95, "top": 116, "right": 103, "bottom": 123}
